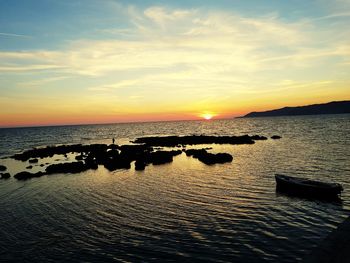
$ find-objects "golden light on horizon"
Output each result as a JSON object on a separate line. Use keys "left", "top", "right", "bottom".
{"left": 201, "top": 113, "right": 215, "bottom": 120}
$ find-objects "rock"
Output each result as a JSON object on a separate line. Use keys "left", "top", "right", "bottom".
{"left": 135, "top": 159, "right": 146, "bottom": 171}
{"left": 169, "top": 150, "right": 182, "bottom": 156}
{"left": 0, "top": 173, "right": 10, "bottom": 179}
{"left": 103, "top": 157, "right": 131, "bottom": 171}
{"left": 271, "top": 135, "right": 282, "bottom": 139}
{"left": 250, "top": 135, "right": 268, "bottom": 140}
{"left": 75, "top": 154, "right": 85, "bottom": 161}
{"left": 133, "top": 135, "right": 257, "bottom": 147}
{"left": 11, "top": 144, "right": 110, "bottom": 161}
{"left": 0, "top": 165, "right": 6, "bottom": 171}
{"left": 197, "top": 152, "right": 233, "bottom": 165}
{"left": 149, "top": 151, "right": 175, "bottom": 165}
{"left": 26, "top": 165, "right": 33, "bottom": 169}
{"left": 29, "top": 158, "right": 39, "bottom": 163}
{"left": 185, "top": 149, "right": 233, "bottom": 165}
{"left": 40, "top": 164, "right": 45, "bottom": 167}
{"left": 84, "top": 155, "right": 98, "bottom": 170}
{"left": 109, "top": 144, "right": 118, "bottom": 150}
{"left": 46, "top": 162, "right": 89, "bottom": 175}
{"left": 14, "top": 171, "right": 45, "bottom": 180}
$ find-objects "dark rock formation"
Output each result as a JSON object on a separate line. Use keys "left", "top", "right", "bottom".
{"left": 84, "top": 156, "right": 98, "bottom": 170}
{"left": 135, "top": 159, "right": 146, "bottom": 171}
{"left": 133, "top": 135, "right": 260, "bottom": 147}
{"left": 251, "top": 135, "right": 268, "bottom": 140}
{"left": 0, "top": 173, "right": 10, "bottom": 179}
{"left": 0, "top": 165, "right": 7, "bottom": 171}
{"left": 12, "top": 144, "right": 110, "bottom": 162}
{"left": 9, "top": 134, "right": 266, "bottom": 178}
{"left": 75, "top": 155, "right": 85, "bottom": 161}
{"left": 271, "top": 135, "right": 282, "bottom": 139}
{"left": 242, "top": 100, "right": 350, "bottom": 118}
{"left": 103, "top": 155, "right": 131, "bottom": 171}
{"left": 26, "top": 165, "right": 33, "bottom": 169}
{"left": 185, "top": 149, "right": 233, "bottom": 165}
{"left": 46, "top": 162, "right": 89, "bottom": 175}
{"left": 199, "top": 153, "right": 233, "bottom": 165}
{"left": 14, "top": 171, "right": 45, "bottom": 180}
{"left": 149, "top": 151, "right": 174, "bottom": 165}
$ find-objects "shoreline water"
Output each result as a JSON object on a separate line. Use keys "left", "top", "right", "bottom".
{"left": 303, "top": 216, "right": 350, "bottom": 263}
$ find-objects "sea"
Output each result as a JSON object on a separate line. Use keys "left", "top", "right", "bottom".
{"left": 0, "top": 114, "right": 349, "bottom": 262}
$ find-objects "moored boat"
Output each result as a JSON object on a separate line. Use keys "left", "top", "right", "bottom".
{"left": 275, "top": 174, "right": 343, "bottom": 199}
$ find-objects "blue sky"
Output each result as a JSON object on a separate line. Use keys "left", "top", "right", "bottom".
{"left": 0, "top": 0, "right": 349, "bottom": 127}
{"left": 0, "top": 0, "right": 341, "bottom": 50}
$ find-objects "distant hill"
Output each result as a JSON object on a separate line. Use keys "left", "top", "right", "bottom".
{"left": 242, "top": 101, "right": 350, "bottom": 118}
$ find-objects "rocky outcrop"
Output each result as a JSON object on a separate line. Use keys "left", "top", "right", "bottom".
{"left": 133, "top": 135, "right": 261, "bottom": 147}
{"left": 46, "top": 162, "right": 90, "bottom": 175}
{"left": 149, "top": 151, "right": 180, "bottom": 165}
{"left": 185, "top": 149, "right": 233, "bottom": 165}
{"left": 12, "top": 144, "right": 110, "bottom": 161}
{"left": 14, "top": 171, "right": 45, "bottom": 180}
{"left": 0, "top": 165, "right": 7, "bottom": 171}
{"left": 0, "top": 173, "right": 10, "bottom": 179}
{"left": 135, "top": 159, "right": 146, "bottom": 171}
{"left": 8, "top": 133, "right": 276, "bottom": 180}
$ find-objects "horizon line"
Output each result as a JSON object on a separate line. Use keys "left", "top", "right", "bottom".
{"left": 0, "top": 117, "right": 235, "bottom": 130}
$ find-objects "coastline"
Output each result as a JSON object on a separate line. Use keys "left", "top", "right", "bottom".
{"left": 303, "top": 216, "right": 350, "bottom": 263}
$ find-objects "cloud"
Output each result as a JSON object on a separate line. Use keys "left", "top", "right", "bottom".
{"left": 17, "top": 76, "right": 70, "bottom": 87}
{"left": 0, "top": 4, "right": 349, "bottom": 100}
{"left": 0, "top": 32, "right": 31, "bottom": 38}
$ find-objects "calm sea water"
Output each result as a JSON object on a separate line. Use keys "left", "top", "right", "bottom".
{"left": 0, "top": 115, "right": 349, "bottom": 262}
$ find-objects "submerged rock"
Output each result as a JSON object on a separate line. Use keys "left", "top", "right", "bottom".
{"left": 26, "top": 165, "right": 33, "bottom": 169}
{"left": 271, "top": 135, "right": 282, "bottom": 139}
{"left": 0, "top": 165, "right": 7, "bottom": 171}
{"left": 0, "top": 173, "right": 10, "bottom": 179}
{"left": 29, "top": 158, "right": 39, "bottom": 163}
{"left": 250, "top": 135, "right": 268, "bottom": 141}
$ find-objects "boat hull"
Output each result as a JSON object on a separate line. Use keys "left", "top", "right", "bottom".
{"left": 275, "top": 174, "right": 343, "bottom": 200}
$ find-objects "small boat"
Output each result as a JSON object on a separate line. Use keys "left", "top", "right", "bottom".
{"left": 275, "top": 174, "right": 343, "bottom": 199}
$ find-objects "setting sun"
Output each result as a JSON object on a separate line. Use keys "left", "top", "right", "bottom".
{"left": 201, "top": 113, "right": 215, "bottom": 120}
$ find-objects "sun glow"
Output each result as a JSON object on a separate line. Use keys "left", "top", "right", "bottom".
{"left": 201, "top": 113, "right": 215, "bottom": 120}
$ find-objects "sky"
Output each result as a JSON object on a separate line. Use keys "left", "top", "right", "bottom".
{"left": 0, "top": 0, "right": 349, "bottom": 127}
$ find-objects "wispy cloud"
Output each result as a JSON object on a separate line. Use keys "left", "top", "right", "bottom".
{"left": 0, "top": 32, "right": 31, "bottom": 38}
